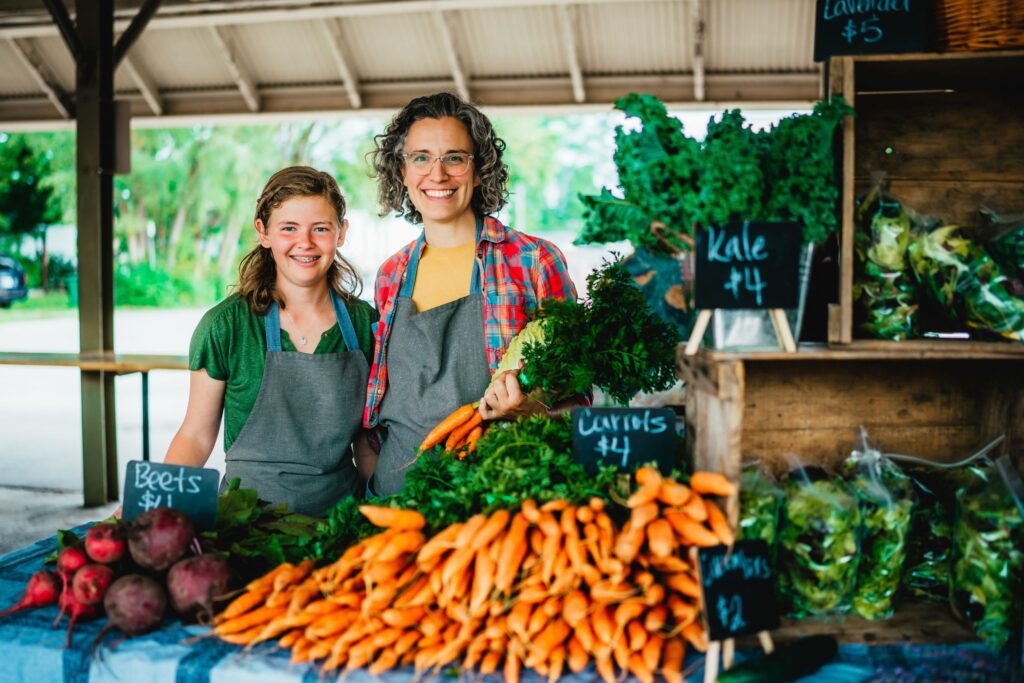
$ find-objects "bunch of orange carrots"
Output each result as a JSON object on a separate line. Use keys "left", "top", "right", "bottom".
{"left": 212, "top": 468, "right": 737, "bottom": 683}
{"left": 418, "top": 402, "right": 487, "bottom": 457}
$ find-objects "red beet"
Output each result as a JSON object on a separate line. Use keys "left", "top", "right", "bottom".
{"left": 71, "top": 564, "right": 114, "bottom": 606}
{"left": 128, "top": 508, "right": 195, "bottom": 571}
{"left": 103, "top": 574, "right": 167, "bottom": 636}
{"left": 0, "top": 570, "right": 61, "bottom": 618}
{"left": 57, "top": 546, "right": 89, "bottom": 579}
{"left": 57, "top": 588, "right": 100, "bottom": 647}
{"left": 166, "top": 554, "right": 231, "bottom": 620}
{"left": 85, "top": 523, "right": 126, "bottom": 564}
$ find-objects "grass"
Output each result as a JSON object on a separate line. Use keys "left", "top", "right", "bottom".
{"left": 0, "top": 289, "right": 76, "bottom": 321}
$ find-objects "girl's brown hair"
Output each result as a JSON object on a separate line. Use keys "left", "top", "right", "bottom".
{"left": 371, "top": 92, "right": 509, "bottom": 224}
{"left": 237, "top": 166, "right": 361, "bottom": 314}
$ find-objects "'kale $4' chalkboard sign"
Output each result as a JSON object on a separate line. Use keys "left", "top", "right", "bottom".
{"left": 571, "top": 407, "right": 676, "bottom": 475}
{"left": 122, "top": 460, "right": 219, "bottom": 531}
{"left": 695, "top": 221, "right": 802, "bottom": 311}
{"left": 697, "top": 540, "right": 780, "bottom": 641}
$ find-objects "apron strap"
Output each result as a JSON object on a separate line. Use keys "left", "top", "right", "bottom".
{"left": 264, "top": 301, "right": 283, "bottom": 352}
{"left": 399, "top": 218, "right": 484, "bottom": 299}
{"left": 330, "top": 289, "right": 361, "bottom": 352}
{"left": 264, "top": 291, "right": 360, "bottom": 352}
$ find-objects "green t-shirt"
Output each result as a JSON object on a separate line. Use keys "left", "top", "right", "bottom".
{"left": 189, "top": 293, "right": 378, "bottom": 451}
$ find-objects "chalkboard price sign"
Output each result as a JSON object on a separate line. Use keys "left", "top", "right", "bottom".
{"left": 697, "top": 540, "right": 779, "bottom": 641}
{"left": 122, "top": 460, "right": 219, "bottom": 531}
{"left": 814, "top": 0, "right": 929, "bottom": 62}
{"left": 694, "top": 221, "right": 801, "bottom": 311}
{"left": 571, "top": 407, "right": 676, "bottom": 475}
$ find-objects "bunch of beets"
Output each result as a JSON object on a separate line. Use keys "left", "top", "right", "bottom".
{"left": 0, "top": 507, "right": 231, "bottom": 647}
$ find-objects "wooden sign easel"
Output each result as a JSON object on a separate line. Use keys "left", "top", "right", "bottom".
{"left": 703, "top": 630, "right": 776, "bottom": 683}
{"left": 684, "top": 308, "right": 797, "bottom": 356}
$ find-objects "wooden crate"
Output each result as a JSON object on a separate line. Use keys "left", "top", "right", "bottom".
{"left": 827, "top": 50, "right": 1024, "bottom": 348}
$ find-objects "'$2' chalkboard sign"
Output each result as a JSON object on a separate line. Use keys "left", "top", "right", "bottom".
{"left": 571, "top": 407, "right": 676, "bottom": 475}
{"left": 122, "top": 460, "right": 219, "bottom": 531}
{"left": 695, "top": 221, "right": 801, "bottom": 310}
{"left": 697, "top": 540, "right": 780, "bottom": 641}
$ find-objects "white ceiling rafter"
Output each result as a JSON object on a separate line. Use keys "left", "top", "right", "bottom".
{"left": 690, "top": 0, "right": 706, "bottom": 102}
{"left": 6, "top": 36, "right": 72, "bottom": 118}
{"left": 557, "top": 3, "right": 585, "bottom": 103}
{"left": 320, "top": 19, "right": 361, "bottom": 109}
{"left": 121, "top": 55, "right": 164, "bottom": 115}
{"left": 432, "top": 10, "right": 470, "bottom": 102}
{"left": 208, "top": 25, "right": 259, "bottom": 112}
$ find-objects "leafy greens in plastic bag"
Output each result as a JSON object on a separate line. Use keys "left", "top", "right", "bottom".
{"left": 737, "top": 464, "right": 783, "bottom": 554}
{"left": 950, "top": 456, "right": 1024, "bottom": 649}
{"left": 777, "top": 467, "right": 860, "bottom": 618}
{"left": 842, "top": 429, "right": 914, "bottom": 620}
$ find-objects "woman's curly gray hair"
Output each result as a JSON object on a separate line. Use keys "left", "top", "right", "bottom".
{"left": 371, "top": 92, "right": 509, "bottom": 224}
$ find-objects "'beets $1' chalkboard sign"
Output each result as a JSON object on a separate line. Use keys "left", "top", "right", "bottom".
{"left": 697, "top": 540, "right": 780, "bottom": 640}
{"left": 122, "top": 460, "right": 219, "bottom": 531}
{"left": 571, "top": 407, "right": 676, "bottom": 475}
{"left": 695, "top": 221, "right": 802, "bottom": 310}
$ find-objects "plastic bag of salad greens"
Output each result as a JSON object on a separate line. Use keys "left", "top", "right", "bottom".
{"left": 777, "top": 464, "right": 861, "bottom": 618}
{"left": 980, "top": 205, "right": 1024, "bottom": 289}
{"left": 854, "top": 184, "right": 919, "bottom": 340}
{"left": 737, "top": 464, "right": 784, "bottom": 555}
{"left": 950, "top": 455, "right": 1024, "bottom": 650}
{"left": 893, "top": 436, "right": 1006, "bottom": 603}
{"left": 841, "top": 429, "right": 914, "bottom": 620}
{"left": 909, "top": 224, "right": 1024, "bottom": 342}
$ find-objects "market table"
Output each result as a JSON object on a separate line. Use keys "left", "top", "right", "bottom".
{"left": 1, "top": 527, "right": 1018, "bottom": 683}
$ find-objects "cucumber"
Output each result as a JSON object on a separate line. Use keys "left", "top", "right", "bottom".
{"left": 716, "top": 635, "right": 838, "bottom": 683}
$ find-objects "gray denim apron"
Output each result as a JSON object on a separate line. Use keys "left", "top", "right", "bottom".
{"left": 373, "top": 224, "right": 491, "bottom": 496}
{"left": 223, "top": 289, "right": 367, "bottom": 515}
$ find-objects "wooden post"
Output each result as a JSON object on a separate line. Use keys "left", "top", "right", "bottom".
{"left": 685, "top": 309, "right": 713, "bottom": 355}
{"left": 75, "top": 0, "right": 119, "bottom": 504}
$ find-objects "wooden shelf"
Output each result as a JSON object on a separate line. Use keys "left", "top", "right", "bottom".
{"left": 0, "top": 352, "right": 188, "bottom": 373}
{"left": 682, "top": 340, "right": 1024, "bottom": 363}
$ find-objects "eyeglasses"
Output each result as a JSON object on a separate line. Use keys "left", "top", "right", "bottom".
{"left": 400, "top": 152, "right": 474, "bottom": 176}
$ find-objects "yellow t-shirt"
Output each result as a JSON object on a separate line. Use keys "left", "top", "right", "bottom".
{"left": 411, "top": 240, "right": 476, "bottom": 312}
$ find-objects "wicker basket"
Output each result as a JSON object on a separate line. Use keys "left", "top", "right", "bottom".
{"left": 934, "top": 0, "right": 1024, "bottom": 51}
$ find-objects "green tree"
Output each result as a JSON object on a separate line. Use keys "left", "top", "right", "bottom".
{"left": 0, "top": 133, "right": 61, "bottom": 287}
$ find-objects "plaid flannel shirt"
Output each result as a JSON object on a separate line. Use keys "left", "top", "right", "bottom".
{"left": 363, "top": 216, "right": 577, "bottom": 427}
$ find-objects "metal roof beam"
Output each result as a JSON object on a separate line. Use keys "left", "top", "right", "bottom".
{"left": 114, "top": 0, "right": 162, "bottom": 67}
{"left": 690, "top": 0, "right": 706, "bottom": 102}
{"left": 320, "top": 19, "right": 361, "bottom": 109}
{"left": 1, "top": 0, "right": 681, "bottom": 39}
{"left": 557, "top": 3, "right": 585, "bottom": 103}
{"left": 208, "top": 25, "right": 259, "bottom": 112}
{"left": 40, "top": 0, "right": 83, "bottom": 64}
{"left": 121, "top": 55, "right": 163, "bottom": 115}
{"left": 432, "top": 10, "right": 470, "bottom": 102}
{"left": 6, "top": 37, "right": 72, "bottom": 118}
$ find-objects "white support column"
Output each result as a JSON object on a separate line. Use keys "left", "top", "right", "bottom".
{"left": 7, "top": 37, "right": 72, "bottom": 118}
{"left": 432, "top": 10, "right": 470, "bottom": 101}
{"left": 557, "top": 3, "right": 585, "bottom": 103}
{"left": 208, "top": 25, "right": 259, "bottom": 112}
{"left": 320, "top": 19, "right": 362, "bottom": 109}
{"left": 690, "top": 0, "right": 706, "bottom": 102}
{"left": 121, "top": 55, "right": 163, "bottom": 115}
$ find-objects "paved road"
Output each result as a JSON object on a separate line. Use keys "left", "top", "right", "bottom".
{"left": 0, "top": 308, "right": 226, "bottom": 492}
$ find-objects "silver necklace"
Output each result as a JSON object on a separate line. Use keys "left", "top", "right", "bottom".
{"left": 284, "top": 309, "right": 310, "bottom": 346}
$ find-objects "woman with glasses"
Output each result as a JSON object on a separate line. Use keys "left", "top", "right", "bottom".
{"left": 363, "top": 92, "right": 580, "bottom": 496}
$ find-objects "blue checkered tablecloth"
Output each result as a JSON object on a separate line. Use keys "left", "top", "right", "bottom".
{"left": 0, "top": 526, "right": 1018, "bottom": 682}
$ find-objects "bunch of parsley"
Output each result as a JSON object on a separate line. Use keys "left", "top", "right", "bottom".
{"left": 521, "top": 257, "right": 679, "bottom": 406}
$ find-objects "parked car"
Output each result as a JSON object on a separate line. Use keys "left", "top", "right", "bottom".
{"left": 0, "top": 255, "right": 28, "bottom": 308}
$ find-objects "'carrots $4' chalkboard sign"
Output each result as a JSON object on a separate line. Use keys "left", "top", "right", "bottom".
{"left": 571, "top": 407, "right": 676, "bottom": 475}
{"left": 695, "top": 221, "right": 801, "bottom": 310}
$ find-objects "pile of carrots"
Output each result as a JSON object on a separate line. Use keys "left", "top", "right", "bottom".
{"left": 418, "top": 402, "right": 486, "bottom": 457}
{"left": 212, "top": 467, "right": 737, "bottom": 683}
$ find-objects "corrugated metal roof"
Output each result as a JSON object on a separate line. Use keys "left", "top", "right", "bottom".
{"left": 0, "top": 0, "right": 823, "bottom": 128}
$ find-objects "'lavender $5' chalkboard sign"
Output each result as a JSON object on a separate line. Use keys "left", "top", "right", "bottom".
{"left": 695, "top": 221, "right": 801, "bottom": 311}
